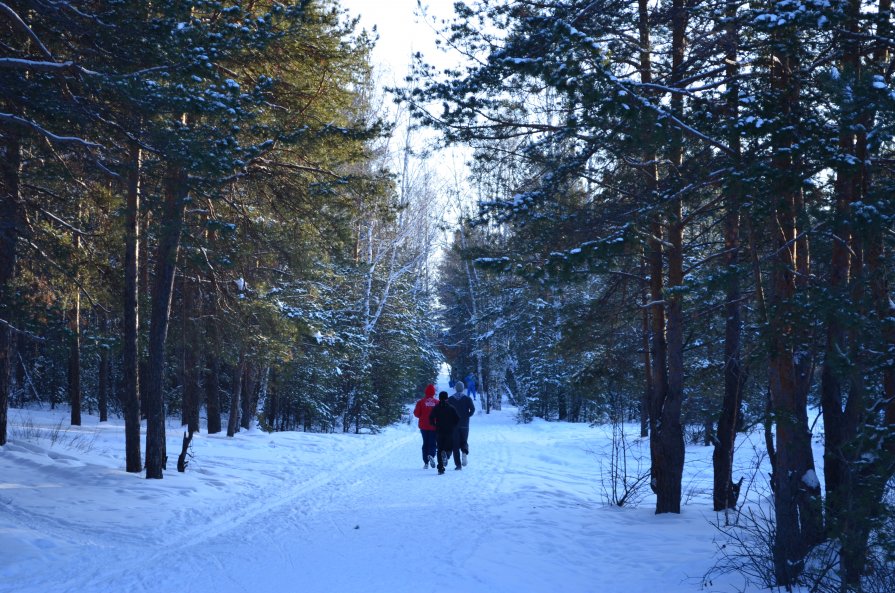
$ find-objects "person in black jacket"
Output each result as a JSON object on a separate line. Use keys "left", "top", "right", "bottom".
{"left": 448, "top": 381, "right": 475, "bottom": 468}
{"left": 429, "top": 391, "right": 460, "bottom": 475}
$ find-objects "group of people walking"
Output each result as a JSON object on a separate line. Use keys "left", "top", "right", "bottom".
{"left": 413, "top": 380, "right": 476, "bottom": 475}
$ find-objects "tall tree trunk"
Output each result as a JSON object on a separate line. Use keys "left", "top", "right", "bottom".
{"left": 767, "top": 31, "right": 820, "bottom": 585}
{"left": 820, "top": 24, "right": 857, "bottom": 539}
{"left": 637, "top": 0, "right": 672, "bottom": 514}
{"left": 205, "top": 308, "right": 222, "bottom": 434}
{"left": 825, "top": 1, "right": 895, "bottom": 583}
{"left": 458, "top": 222, "right": 487, "bottom": 413}
{"left": 144, "top": 167, "right": 188, "bottom": 479}
{"left": 68, "top": 289, "right": 81, "bottom": 425}
{"left": 139, "top": 209, "right": 151, "bottom": 420}
{"left": 640, "top": 251, "right": 652, "bottom": 438}
{"left": 0, "top": 132, "right": 22, "bottom": 446}
{"left": 181, "top": 274, "right": 200, "bottom": 434}
{"left": 656, "top": 203, "right": 684, "bottom": 515}
{"left": 713, "top": 6, "right": 744, "bottom": 513}
{"left": 637, "top": 0, "right": 668, "bottom": 513}
{"left": 98, "top": 309, "right": 109, "bottom": 422}
{"left": 651, "top": 0, "right": 688, "bottom": 515}
{"left": 68, "top": 202, "right": 82, "bottom": 426}
{"left": 123, "top": 143, "right": 142, "bottom": 472}
{"left": 240, "top": 362, "right": 257, "bottom": 431}
{"left": 203, "top": 215, "right": 222, "bottom": 434}
{"left": 205, "top": 352, "right": 222, "bottom": 434}
{"left": 712, "top": 187, "right": 744, "bottom": 511}
{"left": 227, "top": 349, "right": 246, "bottom": 437}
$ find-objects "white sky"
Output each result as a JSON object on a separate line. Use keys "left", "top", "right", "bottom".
{"left": 338, "top": 0, "right": 458, "bottom": 85}
{"left": 338, "top": 0, "right": 471, "bottom": 231}
{"left": 337, "top": 0, "right": 473, "bottom": 236}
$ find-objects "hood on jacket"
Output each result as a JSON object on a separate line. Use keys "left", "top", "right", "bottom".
{"left": 424, "top": 384, "right": 436, "bottom": 398}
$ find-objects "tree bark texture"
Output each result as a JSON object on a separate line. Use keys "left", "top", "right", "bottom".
{"left": 123, "top": 144, "right": 142, "bottom": 472}
{"left": 68, "top": 288, "right": 81, "bottom": 426}
{"left": 98, "top": 309, "right": 109, "bottom": 422}
{"left": 822, "top": 2, "right": 895, "bottom": 583}
{"left": 767, "top": 35, "right": 822, "bottom": 585}
{"left": 0, "top": 132, "right": 22, "bottom": 446}
{"left": 204, "top": 278, "right": 223, "bottom": 434}
{"left": 712, "top": 9, "right": 744, "bottom": 512}
{"left": 68, "top": 200, "right": 82, "bottom": 427}
{"left": 204, "top": 243, "right": 221, "bottom": 434}
{"left": 712, "top": 196, "right": 743, "bottom": 511}
{"left": 240, "top": 362, "right": 256, "bottom": 431}
{"left": 639, "top": 253, "right": 651, "bottom": 438}
{"left": 649, "top": 0, "right": 688, "bottom": 515}
{"left": 227, "top": 349, "right": 246, "bottom": 437}
{"left": 145, "top": 167, "right": 188, "bottom": 479}
{"left": 181, "top": 274, "right": 200, "bottom": 434}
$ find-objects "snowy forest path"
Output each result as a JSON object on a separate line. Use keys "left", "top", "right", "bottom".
{"left": 82, "top": 428, "right": 420, "bottom": 592}
{"left": 1, "top": 403, "right": 742, "bottom": 593}
{"left": 4, "top": 408, "right": 531, "bottom": 593}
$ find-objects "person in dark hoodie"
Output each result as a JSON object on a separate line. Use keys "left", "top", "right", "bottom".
{"left": 429, "top": 391, "right": 460, "bottom": 475}
{"left": 412, "top": 384, "right": 439, "bottom": 469}
{"left": 448, "top": 381, "right": 475, "bottom": 468}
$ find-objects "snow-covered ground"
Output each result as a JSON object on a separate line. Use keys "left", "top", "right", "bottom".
{"left": 1, "top": 376, "right": 778, "bottom": 593}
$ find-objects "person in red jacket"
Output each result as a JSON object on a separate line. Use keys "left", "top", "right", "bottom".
{"left": 413, "top": 384, "right": 439, "bottom": 469}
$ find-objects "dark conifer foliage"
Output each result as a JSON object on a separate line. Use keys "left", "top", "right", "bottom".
{"left": 0, "top": 1, "right": 439, "bottom": 478}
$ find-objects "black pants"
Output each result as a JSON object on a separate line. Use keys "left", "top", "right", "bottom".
{"left": 451, "top": 426, "right": 469, "bottom": 467}
{"left": 435, "top": 432, "right": 453, "bottom": 472}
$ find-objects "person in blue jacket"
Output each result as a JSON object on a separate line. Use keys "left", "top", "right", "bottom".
{"left": 464, "top": 372, "right": 477, "bottom": 402}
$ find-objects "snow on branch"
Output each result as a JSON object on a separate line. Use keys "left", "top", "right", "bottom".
{"left": 0, "top": 317, "right": 46, "bottom": 341}
{"left": 614, "top": 79, "right": 735, "bottom": 156}
{"left": 0, "top": 57, "right": 98, "bottom": 76}
{"left": 0, "top": 112, "right": 102, "bottom": 149}
{"left": 0, "top": 2, "right": 55, "bottom": 60}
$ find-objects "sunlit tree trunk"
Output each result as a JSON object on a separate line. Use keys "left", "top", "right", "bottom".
{"left": 123, "top": 143, "right": 142, "bottom": 471}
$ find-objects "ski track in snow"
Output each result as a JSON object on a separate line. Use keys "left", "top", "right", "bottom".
{"left": 1, "top": 396, "right": 776, "bottom": 593}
